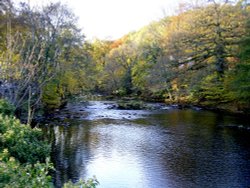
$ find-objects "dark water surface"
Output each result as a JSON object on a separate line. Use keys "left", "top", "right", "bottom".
{"left": 42, "top": 101, "right": 250, "bottom": 188}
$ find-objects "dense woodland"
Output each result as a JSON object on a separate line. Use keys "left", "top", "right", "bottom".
{"left": 0, "top": 0, "right": 250, "bottom": 187}
{"left": 0, "top": 0, "right": 250, "bottom": 122}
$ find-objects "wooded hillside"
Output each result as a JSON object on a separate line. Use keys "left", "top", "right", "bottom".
{"left": 0, "top": 0, "right": 249, "bottom": 122}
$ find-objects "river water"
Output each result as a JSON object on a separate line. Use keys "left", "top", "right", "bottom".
{"left": 42, "top": 101, "right": 250, "bottom": 188}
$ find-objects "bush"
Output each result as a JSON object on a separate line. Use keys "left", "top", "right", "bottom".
{"left": 63, "top": 177, "right": 99, "bottom": 188}
{"left": 0, "top": 114, "right": 99, "bottom": 188}
{"left": 117, "top": 100, "right": 147, "bottom": 110}
{"left": 0, "top": 114, "right": 53, "bottom": 187}
{"left": 0, "top": 115, "right": 51, "bottom": 164}
{"left": 42, "top": 81, "right": 65, "bottom": 109}
{"left": 0, "top": 99, "right": 15, "bottom": 116}
{"left": 0, "top": 150, "right": 53, "bottom": 188}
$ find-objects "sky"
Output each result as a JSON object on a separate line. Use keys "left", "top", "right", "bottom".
{"left": 14, "top": 0, "right": 183, "bottom": 40}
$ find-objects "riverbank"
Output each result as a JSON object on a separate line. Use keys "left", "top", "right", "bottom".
{"left": 43, "top": 96, "right": 250, "bottom": 132}
{"left": 0, "top": 99, "right": 99, "bottom": 188}
{"left": 77, "top": 93, "right": 250, "bottom": 117}
{"left": 78, "top": 94, "right": 250, "bottom": 116}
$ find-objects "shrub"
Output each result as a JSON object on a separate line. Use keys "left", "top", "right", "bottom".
{"left": 42, "top": 81, "right": 64, "bottom": 109}
{"left": 63, "top": 177, "right": 99, "bottom": 188}
{"left": 0, "top": 114, "right": 98, "bottom": 188}
{"left": 0, "top": 150, "right": 53, "bottom": 188}
{"left": 117, "top": 100, "right": 146, "bottom": 110}
{"left": 0, "top": 115, "right": 51, "bottom": 164}
{"left": 0, "top": 99, "right": 15, "bottom": 116}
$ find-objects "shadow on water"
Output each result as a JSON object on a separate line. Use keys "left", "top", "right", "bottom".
{"left": 41, "top": 101, "right": 250, "bottom": 188}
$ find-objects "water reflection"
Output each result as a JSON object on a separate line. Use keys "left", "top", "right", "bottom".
{"left": 42, "top": 101, "right": 250, "bottom": 188}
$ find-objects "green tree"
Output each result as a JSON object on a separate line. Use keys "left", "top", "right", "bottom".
{"left": 229, "top": 5, "right": 250, "bottom": 110}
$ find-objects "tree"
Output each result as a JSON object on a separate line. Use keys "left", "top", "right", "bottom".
{"left": 103, "top": 41, "right": 138, "bottom": 95}
{"left": 229, "top": 4, "right": 250, "bottom": 109}
{"left": 0, "top": 1, "right": 84, "bottom": 123}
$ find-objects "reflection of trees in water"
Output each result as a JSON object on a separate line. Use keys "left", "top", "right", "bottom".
{"left": 50, "top": 122, "right": 93, "bottom": 187}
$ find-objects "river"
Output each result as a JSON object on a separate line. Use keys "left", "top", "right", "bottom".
{"left": 41, "top": 101, "right": 250, "bottom": 188}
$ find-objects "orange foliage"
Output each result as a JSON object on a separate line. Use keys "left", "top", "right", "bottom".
{"left": 110, "top": 39, "right": 123, "bottom": 49}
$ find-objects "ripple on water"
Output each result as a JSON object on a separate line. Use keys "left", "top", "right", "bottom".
{"left": 43, "top": 101, "right": 250, "bottom": 188}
